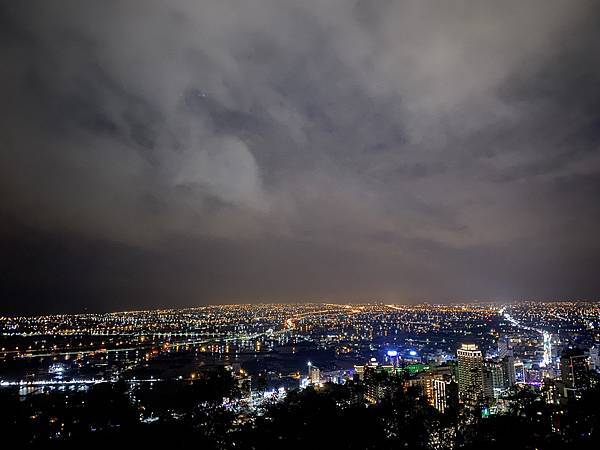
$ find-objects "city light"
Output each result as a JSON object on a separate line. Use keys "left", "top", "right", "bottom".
{"left": 1, "top": 301, "right": 598, "bottom": 447}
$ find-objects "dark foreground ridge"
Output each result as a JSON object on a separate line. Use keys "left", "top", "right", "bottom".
{"left": 2, "top": 370, "right": 600, "bottom": 449}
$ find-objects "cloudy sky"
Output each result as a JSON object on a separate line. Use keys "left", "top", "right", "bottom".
{"left": 1, "top": 0, "right": 599, "bottom": 313}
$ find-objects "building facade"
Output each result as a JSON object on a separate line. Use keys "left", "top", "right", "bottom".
{"left": 457, "top": 343, "right": 484, "bottom": 405}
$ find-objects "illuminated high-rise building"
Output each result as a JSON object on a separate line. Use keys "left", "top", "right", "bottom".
{"left": 431, "top": 376, "right": 457, "bottom": 413}
{"left": 354, "top": 364, "right": 365, "bottom": 381}
{"left": 498, "top": 336, "right": 513, "bottom": 358}
{"left": 457, "top": 343, "right": 484, "bottom": 404}
{"left": 482, "top": 361, "right": 504, "bottom": 399}
{"left": 589, "top": 346, "right": 600, "bottom": 373}
{"left": 308, "top": 362, "right": 320, "bottom": 385}
{"left": 514, "top": 359, "right": 525, "bottom": 383}
{"left": 560, "top": 348, "right": 589, "bottom": 399}
{"left": 432, "top": 378, "right": 447, "bottom": 412}
{"left": 542, "top": 331, "right": 552, "bottom": 367}
{"left": 501, "top": 355, "right": 516, "bottom": 387}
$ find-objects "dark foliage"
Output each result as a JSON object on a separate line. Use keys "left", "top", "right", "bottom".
{"left": 2, "top": 372, "right": 600, "bottom": 450}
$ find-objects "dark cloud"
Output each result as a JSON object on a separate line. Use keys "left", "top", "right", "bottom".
{"left": 1, "top": 0, "right": 599, "bottom": 313}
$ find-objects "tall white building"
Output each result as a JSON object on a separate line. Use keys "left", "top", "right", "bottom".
{"left": 308, "top": 362, "right": 320, "bottom": 385}
{"left": 457, "top": 343, "right": 484, "bottom": 404}
{"left": 432, "top": 378, "right": 451, "bottom": 412}
{"left": 590, "top": 346, "right": 600, "bottom": 372}
{"left": 542, "top": 331, "right": 552, "bottom": 367}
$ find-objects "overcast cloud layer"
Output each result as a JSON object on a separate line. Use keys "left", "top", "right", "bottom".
{"left": 1, "top": 0, "right": 600, "bottom": 313}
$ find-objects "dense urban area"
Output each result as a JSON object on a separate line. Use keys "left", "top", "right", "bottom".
{"left": 1, "top": 302, "right": 599, "bottom": 449}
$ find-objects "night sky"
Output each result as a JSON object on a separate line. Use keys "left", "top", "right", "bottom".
{"left": 1, "top": 1, "right": 600, "bottom": 314}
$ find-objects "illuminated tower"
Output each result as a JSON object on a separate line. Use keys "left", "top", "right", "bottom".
{"left": 307, "top": 362, "right": 320, "bottom": 385}
{"left": 432, "top": 378, "right": 447, "bottom": 412}
{"left": 498, "top": 336, "right": 512, "bottom": 358}
{"left": 514, "top": 359, "right": 525, "bottom": 383}
{"left": 457, "top": 343, "right": 484, "bottom": 405}
{"left": 501, "top": 355, "right": 516, "bottom": 387}
{"left": 542, "top": 331, "right": 552, "bottom": 367}
{"left": 431, "top": 376, "right": 457, "bottom": 413}
{"left": 560, "top": 348, "right": 588, "bottom": 399}
{"left": 482, "top": 361, "right": 505, "bottom": 399}
{"left": 590, "top": 346, "right": 600, "bottom": 372}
